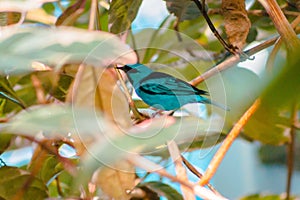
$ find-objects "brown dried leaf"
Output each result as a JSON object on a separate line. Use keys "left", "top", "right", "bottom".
{"left": 92, "top": 161, "right": 135, "bottom": 200}
{"left": 55, "top": 0, "right": 86, "bottom": 26}
{"left": 222, "top": 0, "right": 251, "bottom": 49}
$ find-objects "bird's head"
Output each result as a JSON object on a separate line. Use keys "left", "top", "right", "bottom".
{"left": 117, "top": 63, "right": 153, "bottom": 84}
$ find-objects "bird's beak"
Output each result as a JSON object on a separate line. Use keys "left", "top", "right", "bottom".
{"left": 116, "top": 65, "right": 131, "bottom": 72}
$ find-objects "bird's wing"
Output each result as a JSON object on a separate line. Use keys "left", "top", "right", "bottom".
{"left": 139, "top": 72, "right": 208, "bottom": 96}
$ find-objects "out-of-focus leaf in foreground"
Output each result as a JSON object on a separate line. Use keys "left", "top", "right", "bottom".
{"left": 0, "top": 134, "right": 13, "bottom": 155}
{"left": 244, "top": 56, "right": 300, "bottom": 144}
{"left": 212, "top": 66, "right": 290, "bottom": 144}
{"left": 5, "top": 104, "right": 115, "bottom": 139}
{"left": 82, "top": 116, "right": 225, "bottom": 176}
{"left": 0, "top": 166, "right": 48, "bottom": 200}
{"left": 262, "top": 56, "right": 300, "bottom": 109}
{"left": 0, "top": 76, "right": 26, "bottom": 108}
{"left": 240, "top": 193, "right": 297, "bottom": 200}
{"left": 0, "top": 27, "right": 137, "bottom": 74}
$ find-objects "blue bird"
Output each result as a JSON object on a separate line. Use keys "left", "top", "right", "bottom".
{"left": 117, "top": 63, "right": 228, "bottom": 111}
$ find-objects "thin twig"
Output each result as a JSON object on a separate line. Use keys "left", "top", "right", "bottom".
{"left": 20, "top": 135, "right": 77, "bottom": 175}
{"left": 167, "top": 141, "right": 195, "bottom": 200}
{"left": 258, "top": 0, "right": 300, "bottom": 52}
{"left": 189, "top": 28, "right": 300, "bottom": 86}
{"left": 56, "top": 176, "right": 64, "bottom": 197}
{"left": 114, "top": 65, "right": 147, "bottom": 122}
{"left": 192, "top": 0, "right": 238, "bottom": 55}
{"left": 199, "top": 99, "right": 261, "bottom": 186}
{"left": 286, "top": 103, "right": 298, "bottom": 200}
{"left": 181, "top": 155, "right": 220, "bottom": 195}
{"left": 88, "top": 0, "right": 97, "bottom": 31}
{"left": 266, "top": 15, "right": 300, "bottom": 72}
{"left": 128, "top": 154, "right": 228, "bottom": 200}
{"left": 189, "top": 39, "right": 275, "bottom": 86}
{"left": 31, "top": 74, "right": 46, "bottom": 104}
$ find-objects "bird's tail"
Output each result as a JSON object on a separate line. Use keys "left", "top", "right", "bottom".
{"left": 202, "top": 98, "right": 230, "bottom": 111}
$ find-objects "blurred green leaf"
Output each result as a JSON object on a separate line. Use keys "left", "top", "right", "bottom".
{"left": 0, "top": 166, "right": 48, "bottom": 200}
{"left": 0, "top": 76, "right": 26, "bottom": 108}
{"left": 108, "top": 0, "right": 142, "bottom": 33}
{"left": 240, "top": 193, "right": 297, "bottom": 200}
{"left": 243, "top": 52, "right": 300, "bottom": 144}
{"left": 258, "top": 144, "right": 286, "bottom": 165}
{"left": 210, "top": 66, "right": 289, "bottom": 144}
{"left": 262, "top": 56, "right": 300, "bottom": 109}
{"left": 165, "top": 0, "right": 201, "bottom": 22}
{"left": 0, "top": 134, "right": 12, "bottom": 155}
{"left": 28, "top": 141, "right": 63, "bottom": 185}
{"left": 42, "top": 2, "right": 55, "bottom": 15}
{"left": 0, "top": 27, "right": 137, "bottom": 74}
{"left": 52, "top": 73, "right": 73, "bottom": 101}
{"left": 48, "top": 170, "right": 74, "bottom": 197}
{"left": 139, "top": 181, "right": 184, "bottom": 200}
{"left": 82, "top": 116, "right": 225, "bottom": 177}
{"left": 246, "top": 26, "right": 258, "bottom": 44}
{"left": 5, "top": 104, "right": 114, "bottom": 138}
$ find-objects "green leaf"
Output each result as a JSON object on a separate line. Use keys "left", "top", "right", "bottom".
{"left": 165, "top": 0, "right": 201, "bottom": 22}
{"left": 5, "top": 104, "right": 115, "bottom": 138}
{"left": 0, "top": 134, "right": 12, "bottom": 155}
{"left": 48, "top": 170, "right": 74, "bottom": 197}
{"left": 82, "top": 116, "right": 225, "bottom": 177}
{"left": 139, "top": 181, "right": 184, "bottom": 200}
{"left": 211, "top": 66, "right": 289, "bottom": 144}
{"left": 240, "top": 193, "right": 297, "bottom": 200}
{"left": 0, "top": 76, "right": 26, "bottom": 108}
{"left": 246, "top": 26, "right": 258, "bottom": 43}
{"left": 52, "top": 73, "right": 73, "bottom": 101}
{"left": 0, "top": 27, "right": 137, "bottom": 74}
{"left": 243, "top": 54, "right": 300, "bottom": 144}
{"left": 262, "top": 56, "right": 300, "bottom": 110}
{"left": 0, "top": 166, "right": 48, "bottom": 200}
{"left": 108, "top": 0, "right": 142, "bottom": 33}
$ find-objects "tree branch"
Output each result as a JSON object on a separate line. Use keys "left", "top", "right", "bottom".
{"left": 286, "top": 103, "right": 298, "bottom": 200}
{"left": 199, "top": 99, "right": 261, "bottom": 186}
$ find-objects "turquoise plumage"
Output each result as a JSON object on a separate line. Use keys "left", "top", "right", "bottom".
{"left": 118, "top": 63, "right": 228, "bottom": 111}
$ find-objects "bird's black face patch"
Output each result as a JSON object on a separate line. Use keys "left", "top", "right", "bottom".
{"left": 117, "top": 65, "right": 134, "bottom": 73}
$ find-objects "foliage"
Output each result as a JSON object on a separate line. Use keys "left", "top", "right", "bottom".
{"left": 0, "top": 0, "right": 299, "bottom": 199}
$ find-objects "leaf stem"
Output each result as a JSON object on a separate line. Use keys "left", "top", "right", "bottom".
{"left": 199, "top": 99, "right": 261, "bottom": 186}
